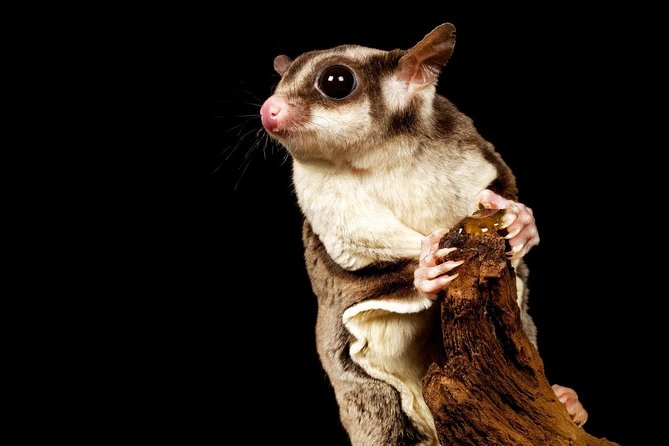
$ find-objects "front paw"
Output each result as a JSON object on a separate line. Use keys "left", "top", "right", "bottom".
{"left": 552, "top": 384, "right": 588, "bottom": 427}
{"left": 476, "top": 189, "right": 540, "bottom": 259}
{"left": 413, "top": 228, "right": 463, "bottom": 300}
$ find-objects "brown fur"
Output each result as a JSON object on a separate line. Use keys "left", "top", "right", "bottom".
{"left": 304, "top": 222, "right": 435, "bottom": 445}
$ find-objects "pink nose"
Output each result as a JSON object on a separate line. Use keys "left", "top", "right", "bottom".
{"left": 260, "top": 96, "right": 288, "bottom": 132}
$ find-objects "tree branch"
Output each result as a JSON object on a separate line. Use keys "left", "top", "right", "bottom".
{"left": 423, "top": 228, "right": 619, "bottom": 446}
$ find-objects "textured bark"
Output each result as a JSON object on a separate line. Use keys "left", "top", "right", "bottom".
{"left": 423, "top": 229, "right": 618, "bottom": 446}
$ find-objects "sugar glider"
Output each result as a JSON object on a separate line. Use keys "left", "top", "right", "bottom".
{"left": 260, "top": 23, "right": 586, "bottom": 446}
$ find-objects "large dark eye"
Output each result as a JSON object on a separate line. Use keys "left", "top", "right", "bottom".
{"left": 317, "top": 65, "right": 356, "bottom": 99}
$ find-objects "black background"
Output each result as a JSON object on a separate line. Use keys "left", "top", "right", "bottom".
{"left": 139, "top": 5, "right": 646, "bottom": 445}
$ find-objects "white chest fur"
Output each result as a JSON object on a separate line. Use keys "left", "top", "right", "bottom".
{"left": 292, "top": 140, "right": 497, "bottom": 270}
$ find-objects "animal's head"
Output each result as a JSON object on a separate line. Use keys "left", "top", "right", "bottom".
{"left": 260, "top": 23, "right": 456, "bottom": 164}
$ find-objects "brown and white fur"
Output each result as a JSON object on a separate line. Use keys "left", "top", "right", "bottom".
{"left": 260, "top": 23, "right": 586, "bottom": 445}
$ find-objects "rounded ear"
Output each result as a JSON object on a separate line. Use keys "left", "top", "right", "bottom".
{"left": 398, "top": 23, "right": 456, "bottom": 89}
{"left": 273, "top": 55, "right": 293, "bottom": 76}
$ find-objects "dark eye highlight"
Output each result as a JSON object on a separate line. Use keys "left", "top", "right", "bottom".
{"left": 317, "top": 65, "right": 356, "bottom": 99}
